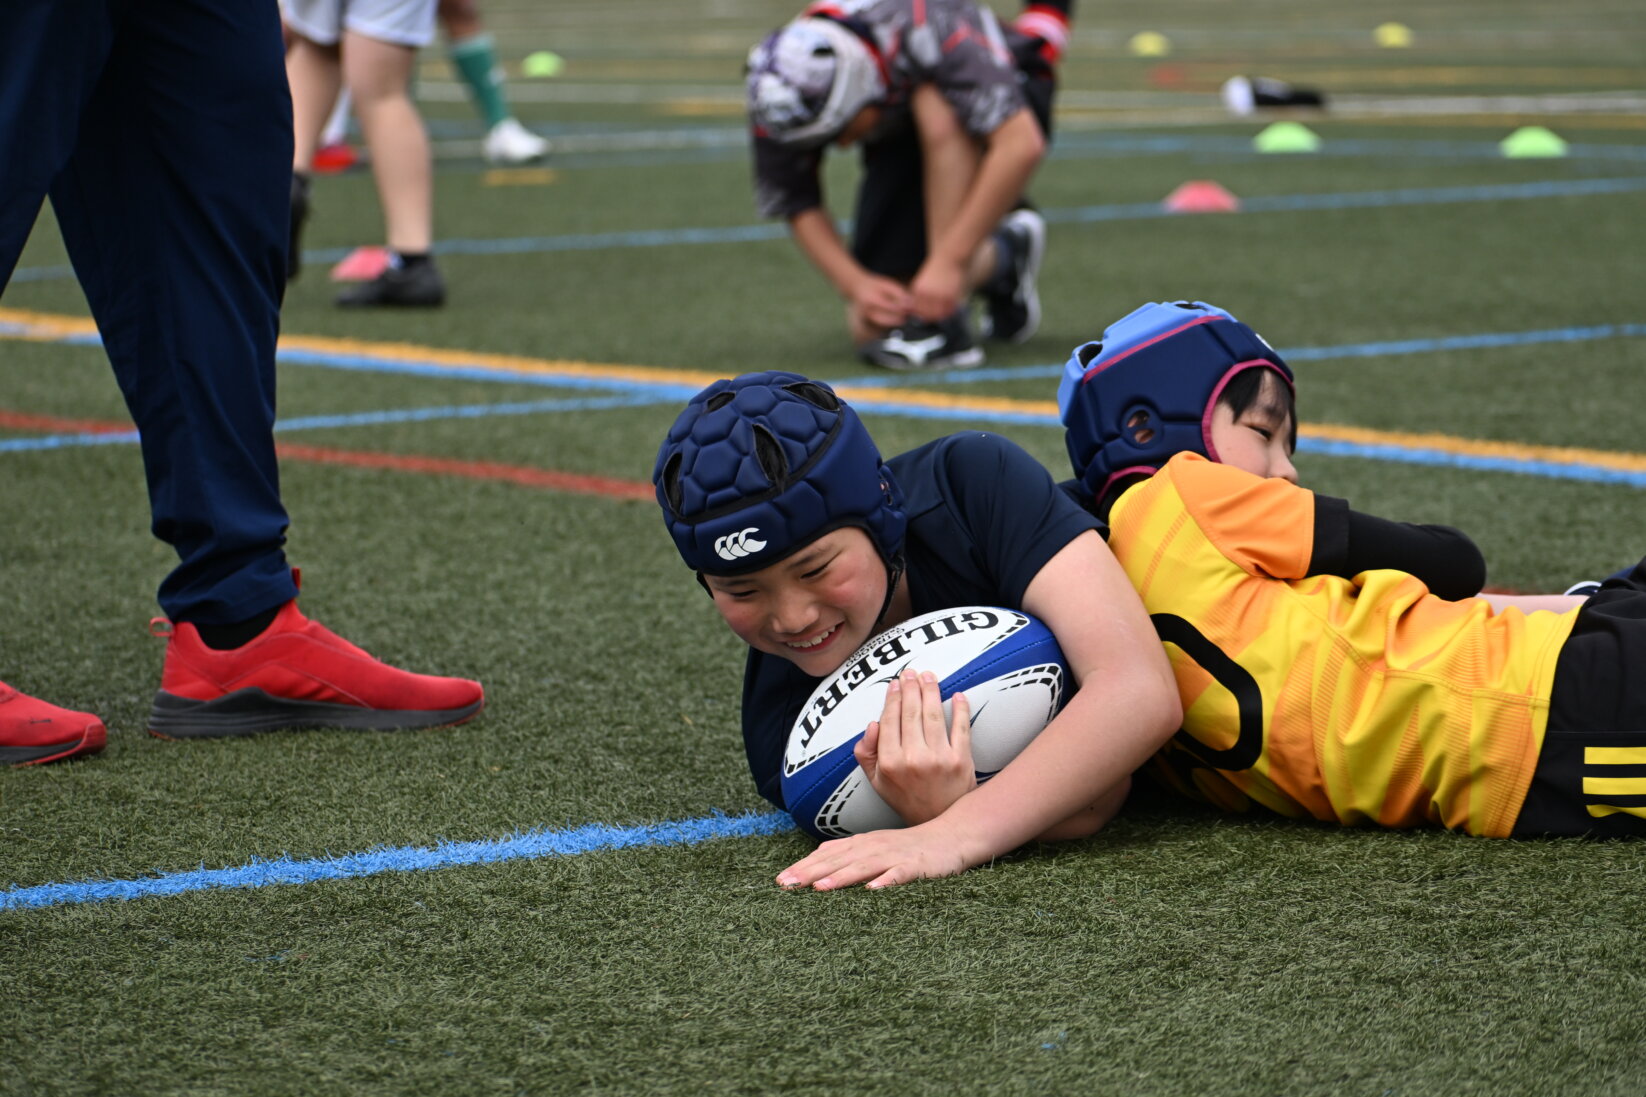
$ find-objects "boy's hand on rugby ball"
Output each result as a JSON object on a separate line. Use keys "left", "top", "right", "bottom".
{"left": 854, "top": 670, "right": 977, "bottom": 826}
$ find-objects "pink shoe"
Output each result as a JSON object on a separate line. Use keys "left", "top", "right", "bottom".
{"left": 0, "top": 682, "right": 107, "bottom": 766}
{"left": 329, "top": 246, "right": 392, "bottom": 283}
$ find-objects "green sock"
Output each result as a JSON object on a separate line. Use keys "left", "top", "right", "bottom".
{"left": 448, "top": 33, "right": 510, "bottom": 129}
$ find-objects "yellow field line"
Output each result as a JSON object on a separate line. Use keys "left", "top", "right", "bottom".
{"left": 6, "top": 306, "right": 1646, "bottom": 476}
{"left": 1302, "top": 423, "right": 1646, "bottom": 473}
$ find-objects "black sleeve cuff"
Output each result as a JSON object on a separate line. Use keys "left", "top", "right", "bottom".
{"left": 1310, "top": 493, "right": 1352, "bottom": 577}
{"left": 1307, "top": 496, "right": 1486, "bottom": 599}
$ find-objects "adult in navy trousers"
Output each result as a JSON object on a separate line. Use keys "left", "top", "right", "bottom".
{"left": 0, "top": 0, "right": 484, "bottom": 764}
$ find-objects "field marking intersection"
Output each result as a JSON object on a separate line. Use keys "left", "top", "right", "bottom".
{"left": 3, "top": 308, "right": 1646, "bottom": 491}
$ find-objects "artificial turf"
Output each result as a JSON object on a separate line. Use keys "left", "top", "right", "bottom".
{"left": 4, "top": 0, "right": 1646, "bottom": 1092}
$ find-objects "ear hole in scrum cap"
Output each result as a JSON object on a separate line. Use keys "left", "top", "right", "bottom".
{"left": 1123, "top": 406, "right": 1160, "bottom": 447}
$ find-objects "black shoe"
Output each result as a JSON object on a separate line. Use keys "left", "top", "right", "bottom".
{"left": 859, "top": 312, "right": 983, "bottom": 371}
{"left": 288, "top": 174, "right": 310, "bottom": 283}
{"left": 334, "top": 260, "right": 446, "bottom": 308}
{"left": 979, "top": 208, "right": 1045, "bottom": 343}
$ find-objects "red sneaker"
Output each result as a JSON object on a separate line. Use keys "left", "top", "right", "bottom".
{"left": 148, "top": 601, "right": 484, "bottom": 739}
{"left": 1, "top": 682, "right": 107, "bottom": 766}
{"left": 312, "top": 141, "right": 359, "bottom": 174}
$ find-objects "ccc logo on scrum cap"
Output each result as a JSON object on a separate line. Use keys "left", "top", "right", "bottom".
{"left": 715, "top": 527, "right": 767, "bottom": 561}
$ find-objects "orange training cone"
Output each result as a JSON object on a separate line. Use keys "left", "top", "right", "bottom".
{"left": 1162, "top": 180, "right": 1241, "bottom": 214}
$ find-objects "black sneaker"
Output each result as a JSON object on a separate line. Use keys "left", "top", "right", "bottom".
{"left": 288, "top": 174, "right": 310, "bottom": 283}
{"left": 334, "top": 259, "right": 446, "bottom": 308}
{"left": 858, "top": 312, "right": 984, "bottom": 371}
{"left": 979, "top": 208, "right": 1045, "bottom": 343}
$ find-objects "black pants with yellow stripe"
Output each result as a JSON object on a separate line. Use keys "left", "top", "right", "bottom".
{"left": 1515, "top": 557, "right": 1646, "bottom": 836}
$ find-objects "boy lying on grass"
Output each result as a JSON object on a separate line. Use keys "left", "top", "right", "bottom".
{"left": 652, "top": 371, "right": 1181, "bottom": 888}
{"left": 1055, "top": 300, "right": 1646, "bottom": 840}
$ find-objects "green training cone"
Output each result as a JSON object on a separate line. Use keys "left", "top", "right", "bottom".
{"left": 522, "top": 51, "right": 565, "bottom": 78}
{"left": 1500, "top": 126, "right": 1568, "bottom": 159}
{"left": 1253, "top": 121, "right": 1321, "bottom": 153}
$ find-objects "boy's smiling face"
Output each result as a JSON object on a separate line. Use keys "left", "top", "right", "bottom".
{"left": 1208, "top": 370, "right": 1298, "bottom": 483}
{"left": 703, "top": 527, "right": 890, "bottom": 677}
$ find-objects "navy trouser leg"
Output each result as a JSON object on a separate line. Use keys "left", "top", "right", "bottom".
{"left": 32, "top": 0, "right": 299, "bottom": 623}
{"left": 0, "top": 0, "right": 115, "bottom": 285}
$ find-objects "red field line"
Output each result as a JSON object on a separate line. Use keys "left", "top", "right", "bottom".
{"left": 0, "top": 409, "right": 135, "bottom": 435}
{"left": 274, "top": 443, "right": 654, "bottom": 501}
{"left": 2, "top": 410, "right": 654, "bottom": 502}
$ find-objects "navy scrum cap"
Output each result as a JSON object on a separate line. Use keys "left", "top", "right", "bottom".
{"left": 654, "top": 371, "right": 906, "bottom": 576}
{"left": 1058, "top": 301, "right": 1294, "bottom": 500}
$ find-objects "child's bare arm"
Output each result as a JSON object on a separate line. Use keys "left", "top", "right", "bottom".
{"left": 778, "top": 531, "right": 1180, "bottom": 889}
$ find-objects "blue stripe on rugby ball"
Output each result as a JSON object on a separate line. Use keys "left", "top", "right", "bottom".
{"left": 782, "top": 607, "right": 1069, "bottom": 839}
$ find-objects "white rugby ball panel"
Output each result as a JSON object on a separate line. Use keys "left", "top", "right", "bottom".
{"left": 782, "top": 607, "right": 1069, "bottom": 839}
{"left": 783, "top": 607, "right": 1033, "bottom": 775}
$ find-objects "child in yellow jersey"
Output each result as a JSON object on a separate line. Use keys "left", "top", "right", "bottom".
{"left": 1058, "top": 301, "right": 1646, "bottom": 838}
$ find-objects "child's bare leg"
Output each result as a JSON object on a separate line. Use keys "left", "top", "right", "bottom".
{"left": 287, "top": 36, "right": 343, "bottom": 173}
{"left": 343, "top": 30, "right": 433, "bottom": 254}
{"left": 1477, "top": 593, "right": 1587, "bottom": 614}
{"left": 438, "top": 0, "right": 482, "bottom": 40}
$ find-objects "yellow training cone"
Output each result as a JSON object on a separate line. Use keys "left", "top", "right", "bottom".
{"left": 1374, "top": 22, "right": 1412, "bottom": 48}
{"left": 1128, "top": 31, "right": 1171, "bottom": 58}
{"left": 522, "top": 51, "right": 565, "bottom": 78}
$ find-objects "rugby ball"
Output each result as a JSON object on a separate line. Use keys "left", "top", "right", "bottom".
{"left": 782, "top": 607, "right": 1070, "bottom": 839}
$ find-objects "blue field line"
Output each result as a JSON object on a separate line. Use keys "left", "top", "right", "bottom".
{"left": 12, "top": 172, "right": 1646, "bottom": 280}
{"left": 0, "top": 394, "right": 682, "bottom": 452}
{"left": 270, "top": 346, "right": 704, "bottom": 398}
{"left": 299, "top": 222, "right": 790, "bottom": 264}
{"left": 6, "top": 264, "right": 76, "bottom": 284}
{"left": 0, "top": 809, "right": 796, "bottom": 912}
{"left": 7, "top": 322, "right": 1645, "bottom": 486}
{"left": 0, "top": 430, "right": 140, "bottom": 453}
{"left": 1298, "top": 438, "right": 1646, "bottom": 488}
{"left": 271, "top": 393, "right": 671, "bottom": 432}
{"left": 818, "top": 322, "right": 1646, "bottom": 390}
{"left": 394, "top": 176, "right": 1646, "bottom": 263}
{"left": 427, "top": 126, "right": 1646, "bottom": 172}
{"left": 1046, "top": 175, "right": 1646, "bottom": 227}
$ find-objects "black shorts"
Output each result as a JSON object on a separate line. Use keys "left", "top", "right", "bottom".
{"left": 850, "top": 36, "right": 1055, "bottom": 281}
{"left": 1513, "top": 556, "right": 1646, "bottom": 837}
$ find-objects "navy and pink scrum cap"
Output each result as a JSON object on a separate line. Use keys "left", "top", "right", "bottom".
{"left": 654, "top": 371, "right": 906, "bottom": 576}
{"left": 1058, "top": 301, "right": 1295, "bottom": 501}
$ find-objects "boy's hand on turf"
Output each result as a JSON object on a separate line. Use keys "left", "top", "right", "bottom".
{"left": 777, "top": 823, "right": 973, "bottom": 891}
{"left": 854, "top": 670, "right": 977, "bottom": 826}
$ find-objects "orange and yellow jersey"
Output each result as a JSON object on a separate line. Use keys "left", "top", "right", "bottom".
{"left": 1106, "top": 453, "right": 1580, "bottom": 837}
